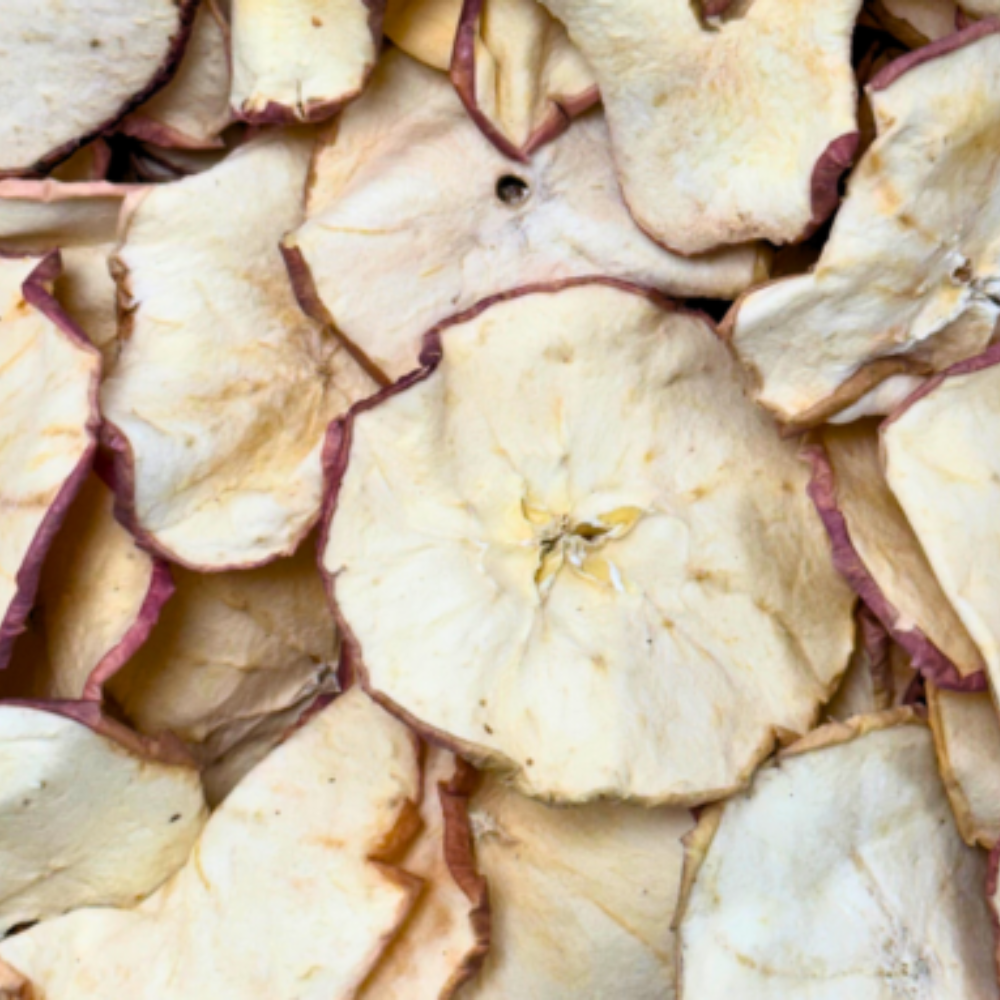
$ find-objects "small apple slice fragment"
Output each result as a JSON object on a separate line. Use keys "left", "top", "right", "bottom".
{"left": 324, "top": 281, "right": 855, "bottom": 805}
{"left": 384, "top": 0, "right": 462, "bottom": 67}
{"left": 0, "top": 253, "right": 100, "bottom": 671}
{"left": 0, "top": 689, "right": 423, "bottom": 999}
{"left": 0, "top": 702, "right": 205, "bottom": 936}
{"left": 868, "top": 0, "right": 958, "bottom": 46}
{"left": 451, "top": 772, "right": 693, "bottom": 998}
{"left": 285, "top": 50, "right": 766, "bottom": 383}
{"left": 0, "top": 0, "right": 198, "bottom": 176}
{"left": 102, "top": 130, "right": 376, "bottom": 570}
{"left": 806, "top": 420, "right": 986, "bottom": 687}
{"left": 106, "top": 538, "right": 339, "bottom": 806}
{"left": 677, "top": 710, "right": 998, "bottom": 998}
{"left": 229, "top": 0, "right": 383, "bottom": 123}
{"left": 729, "top": 22, "right": 1000, "bottom": 428}
{"left": 535, "top": 0, "right": 861, "bottom": 253}
{"left": 826, "top": 608, "right": 893, "bottom": 721}
{"left": 928, "top": 684, "right": 1000, "bottom": 848}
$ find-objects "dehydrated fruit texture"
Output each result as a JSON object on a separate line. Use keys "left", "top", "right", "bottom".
{"left": 0, "top": 690, "right": 423, "bottom": 999}
{"left": 536, "top": 0, "right": 861, "bottom": 254}
{"left": 730, "top": 23, "right": 1000, "bottom": 428}
{"left": 826, "top": 609, "right": 893, "bottom": 721}
{"left": 868, "top": 0, "right": 958, "bottom": 46}
{"left": 807, "top": 421, "right": 985, "bottom": 685}
{"left": 928, "top": 684, "right": 1000, "bottom": 848}
{"left": 285, "top": 50, "right": 766, "bottom": 382}
{"left": 384, "top": 0, "right": 463, "bottom": 67}
{"left": 325, "top": 281, "right": 855, "bottom": 804}
{"left": 107, "top": 539, "right": 338, "bottom": 804}
{"left": 0, "top": 254, "right": 101, "bottom": 671}
{"left": 0, "top": 0, "right": 198, "bottom": 176}
{"left": 0, "top": 703, "right": 205, "bottom": 937}
{"left": 677, "top": 711, "right": 999, "bottom": 999}
{"left": 454, "top": 774, "right": 693, "bottom": 999}
{"left": 101, "top": 130, "right": 375, "bottom": 570}
{"left": 229, "top": 0, "right": 383, "bottom": 123}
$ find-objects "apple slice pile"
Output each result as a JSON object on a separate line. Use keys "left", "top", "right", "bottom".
{"left": 0, "top": 3, "right": 999, "bottom": 998}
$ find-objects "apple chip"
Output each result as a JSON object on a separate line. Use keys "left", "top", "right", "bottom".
{"left": 928, "top": 684, "right": 1000, "bottom": 848}
{"left": 0, "top": 0, "right": 199, "bottom": 176}
{"left": 101, "top": 130, "right": 375, "bottom": 570}
{"left": 285, "top": 50, "right": 766, "bottom": 382}
{"left": 121, "top": 1, "right": 233, "bottom": 150}
{"left": 677, "top": 710, "right": 998, "bottom": 998}
{"left": 869, "top": 0, "right": 958, "bottom": 46}
{"left": 806, "top": 420, "right": 986, "bottom": 687}
{"left": 0, "top": 702, "right": 205, "bottom": 936}
{"left": 452, "top": 772, "right": 693, "bottom": 998}
{"left": 0, "top": 689, "right": 423, "bottom": 999}
{"left": 325, "top": 281, "right": 855, "bottom": 804}
{"left": 50, "top": 141, "right": 112, "bottom": 183}
{"left": 535, "top": 0, "right": 861, "bottom": 253}
{"left": 827, "top": 608, "right": 893, "bottom": 721}
{"left": 0, "top": 253, "right": 100, "bottom": 671}
{"left": 229, "top": 0, "right": 383, "bottom": 123}
{"left": 730, "top": 22, "right": 1000, "bottom": 428}
{"left": 384, "top": 0, "right": 462, "bottom": 67}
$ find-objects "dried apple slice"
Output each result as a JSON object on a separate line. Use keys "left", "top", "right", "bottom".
{"left": 384, "top": 0, "right": 462, "bottom": 67}
{"left": 729, "top": 22, "right": 1000, "bottom": 428}
{"left": 827, "top": 608, "right": 893, "bottom": 721}
{"left": 0, "top": 701, "right": 205, "bottom": 936}
{"left": 102, "top": 130, "right": 375, "bottom": 570}
{"left": 928, "top": 684, "right": 1000, "bottom": 848}
{"left": 677, "top": 710, "right": 998, "bottom": 998}
{"left": 284, "top": 50, "right": 766, "bottom": 383}
{"left": 121, "top": 1, "right": 233, "bottom": 150}
{"left": 229, "top": 0, "right": 383, "bottom": 123}
{"left": 451, "top": 771, "right": 693, "bottom": 998}
{"left": 50, "top": 141, "right": 112, "bottom": 183}
{"left": 806, "top": 420, "right": 986, "bottom": 688}
{"left": 0, "top": 0, "right": 199, "bottom": 176}
{"left": 961, "top": 0, "right": 1000, "bottom": 14}
{"left": 535, "top": 0, "right": 860, "bottom": 254}
{"left": 0, "top": 253, "right": 101, "bottom": 670}
{"left": 0, "top": 689, "right": 423, "bottom": 998}
{"left": 869, "top": 0, "right": 958, "bottom": 46}
{"left": 324, "top": 281, "right": 855, "bottom": 804}
{"left": 106, "top": 538, "right": 338, "bottom": 805}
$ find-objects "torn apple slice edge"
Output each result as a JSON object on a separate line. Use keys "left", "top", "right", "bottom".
{"left": 0, "top": 251, "right": 102, "bottom": 670}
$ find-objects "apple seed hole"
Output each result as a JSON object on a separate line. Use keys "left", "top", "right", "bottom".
{"left": 496, "top": 175, "right": 530, "bottom": 207}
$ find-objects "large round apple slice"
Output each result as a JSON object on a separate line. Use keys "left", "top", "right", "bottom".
{"left": 284, "top": 50, "right": 766, "bottom": 383}
{"left": 102, "top": 130, "right": 376, "bottom": 571}
{"left": 677, "top": 710, "right": 998, "bottom": 998}
{"left": 0, "top": 690, "right": 423, "bottom": 1000}
{"left": 324, "top": 281, "right": 855, "bottom": 805}
{"left": 729, "top": 22, "right": 1000, "bottom": 428}
{"left": 0, "top": 0, "right": 198, "bottom": 176}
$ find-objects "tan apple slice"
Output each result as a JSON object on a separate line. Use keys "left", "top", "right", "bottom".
{"left": 121, "top": 0, "right": 233, "bottom": 150}
{"left": 961, "top": 0, "right": 1000, "bottom": 15}
{"left": 452, "top": 772, "right": 693, "bottom": 999}
{"left": 826, "top": 608, "right": 893, "bottom": 721}
{"left": 107, "top": 538, "right": 339, "bottom": 806}
{"left": 677, "top": 710, "right": 998, "bottom": 998}
{"left": 536, "top": 0, "right": 860, "bottom": 254}
{"left": 0, "top": 0, "right": 198, "bottom": 176}
{"left": 384, "top": 0, "right": 462, "bottom": 67}
{"left": 50, "top": 141, "right": 112, "bottom": 183}
{"left": 869, "top": 0, "right": 958, "bottom": 46}
{"left": 229, "top": 0, "right": 383, "bottom": 123}
{"left": 806, "top": 420, "right": 986, "bottom": 687}
{"left": 928, "top": 684, "right": 1000, "bottom": 848}
{"left": 285, "top": 50, "right": 766, "bottom": 383}
{"left": 0, "top": 253, "right": 101, "bottom": 670}
{"left": 0, "top": 702, "right": 205, "bottom": 936}
{"left": 102, "top": 130, "right": 375, "bottom": 570}
{"left": 325, "top": 281, "right": 855, "bottom": 805}
{"left": 0, "top": 689, "right": 423, "bottom": 999}
{"left": 729, "top": 22, "right": 1000, "bottom": 428}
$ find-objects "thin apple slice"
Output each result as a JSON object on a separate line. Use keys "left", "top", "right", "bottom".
{"left": 0, "top": 690, "right": 423, "bottom": 999}
{"left": 0, "top": 702, "right": 205, "bottom": 936}
{"left": 536, "top": 0, "right": 861, "bottom": 254}
{"left": 121, "top": 1, "right": 233, "bottom": 150}
{"left": 50, "top": 141, "right": 113, "bottom": 183}
{"left": 928, "top": 684, "right": 1000, "bottom": 848}
{"left": 729, "top": 22, "right": 1000, "bottom": 428}
{"left": 229, "top": 0, "right": 383, "bottom": 123}
{"left": 324, "top": 281, "right": 855, "bottom": 805}
{"left": 284, "top": 50, "right": 766, "bottom": 383}
{"left": 384, "top": 0, "right": 462, "bottom": 67}
{"left": 961, "top": 0, "right": 1000, "bottom": 14}
{"left": 0, "top": 0, "right": 199, "bottom": 176}
{"left": 806, "top": 420, "right": 986, "bottom": 688}
{"left": 827, "top": 608, "right": 893, "bottom": 721}
{"left": 869, "top": 0, "right": 958, "bottom": 46}
{"left": 101, "top": 130, "right": 375, "bottom": 570}
{"left": 677, "top": 710, "right": 998, "bottom": 998}
{"left": 0, "top": 253, "right": 101, "bottom": 671}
